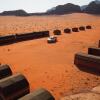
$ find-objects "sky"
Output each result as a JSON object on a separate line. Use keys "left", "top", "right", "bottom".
{"left": 0, "top": 0, "right": 94, "bottom": 13}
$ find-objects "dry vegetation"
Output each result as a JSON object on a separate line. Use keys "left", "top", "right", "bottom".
{"left": 0, "top": 13, "right": 100, "bottom": 100}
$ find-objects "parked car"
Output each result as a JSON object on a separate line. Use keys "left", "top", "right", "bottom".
{"left": 47, "top": 36, "right": 57, "bottom": 43}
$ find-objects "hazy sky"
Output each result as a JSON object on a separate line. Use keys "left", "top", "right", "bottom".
{"left": 0, "top": 0, "right": 93, "bottom": 13}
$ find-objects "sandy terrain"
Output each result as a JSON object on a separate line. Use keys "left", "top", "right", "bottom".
{"left": 0, "top": 13, "right": 100, "bottom": 100}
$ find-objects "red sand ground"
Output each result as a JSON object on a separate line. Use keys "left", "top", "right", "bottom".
{"left": 0, "top": 13, "right": 100, "bottom": 100}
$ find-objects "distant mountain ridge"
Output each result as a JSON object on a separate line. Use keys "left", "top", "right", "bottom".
{"left": 0, "top": 9, "right": 29, "bottom": 16}
{"left": 0, "top": 0, "right": 100, "bottom": 16}
{"left": 83, "top": 0, "right": 100, "bottom": 14}
{"left": 47, "top": 0, "right": 100, "bottom": 15}
{"left": 46, "top": 3, "right": 81, "bottom": 15}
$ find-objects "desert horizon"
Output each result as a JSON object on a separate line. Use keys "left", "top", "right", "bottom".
{"left": 0, "top": 13, "right": 99, "bottom": 35}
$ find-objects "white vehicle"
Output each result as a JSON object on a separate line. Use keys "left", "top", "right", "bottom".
{"left": 47, "top": 36, "right": 57, "bottom": 43}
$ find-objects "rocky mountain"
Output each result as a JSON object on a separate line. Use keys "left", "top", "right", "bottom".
{"left": 0, "top": 9, "right": 29, "bottom": 16}
{"left": 0, "top": 1, "right": 100, "bottom": 16}
{"left": 46, "top": 3, "right": 81, "bottom": 15}
{"left": 83, "top": 0, "right": 100, "bottom": 14}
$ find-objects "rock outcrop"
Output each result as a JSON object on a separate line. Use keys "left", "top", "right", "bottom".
{"left": 0, "top": 10, "right": 29, "bottom": 16}
{"left": 83, "top": 1, "right": 100, "bottom": 14}
{"left": 61, "top": 85, "right": 100, "bottom": 100}
{"left": 46, "top": 3, "right": 81, "bottom": 15}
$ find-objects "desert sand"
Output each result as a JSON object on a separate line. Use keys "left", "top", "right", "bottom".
{"left": 0, "top": 13, "right": 100, "bottom": 100}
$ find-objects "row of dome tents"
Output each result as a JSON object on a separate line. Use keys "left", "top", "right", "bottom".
{"left": 53, "top": 25, "right": 92, "bottom": 35}
{"left": 74, "top": 40, "right": 100, "bottom": 74}
{"left": 49, "top": 25, "right": 92, "bottom": 44}
{"left": 0, "top": 31, "right": 50, "bottom": 46}
{"left": 0, "top": 25, "right": 92, "bottom": 45}
{"left": 0, "top": 64, "right": 55, "bottom": 100}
